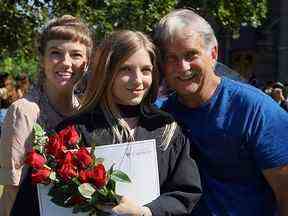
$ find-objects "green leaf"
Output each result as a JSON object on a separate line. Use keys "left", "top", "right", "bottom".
{"left": 97, "top": 187, "right": 108, "bottom": 197}
{"left": 78, "top": 183, "right": 96, "bottom": 199}
{"left": 106, "top": 178, "right": 116, "bottom": 192}
{"left": 111, "top": 170, "right": 131, "bottom": 183}
{"left": 107, "top": 163, "right": 115, "bottom": 176}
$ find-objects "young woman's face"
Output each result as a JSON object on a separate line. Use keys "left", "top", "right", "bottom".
{"left": 42, "top": 40, "right": 88, "bottom": 91}
{"left": 112, "top": 48, "right": 153, "bottom": 106}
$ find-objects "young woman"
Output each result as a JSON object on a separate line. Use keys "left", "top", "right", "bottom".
{"left": 57, "top": 30, "right": 202, "bottom": 215}
{"left": 0, "top": 15, "right": 93, "bottom": 215}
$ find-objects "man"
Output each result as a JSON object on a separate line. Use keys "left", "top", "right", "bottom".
{"left": 271, "top": 82, "right": 288, "bottom": 111}
{"left": 154, "top": 9, "right": 288, "bottom": 215}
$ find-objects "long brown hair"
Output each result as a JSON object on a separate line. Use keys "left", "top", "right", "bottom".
{"left": 81, "top": 30, "right": 176, "bottom": 149}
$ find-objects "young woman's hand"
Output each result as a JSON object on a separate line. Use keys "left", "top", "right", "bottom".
{"left": 98, "top": 196, "right": 152, "bottom": 216}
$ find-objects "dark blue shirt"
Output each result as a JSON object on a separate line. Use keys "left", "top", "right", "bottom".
{"left": 161, "top": 77, "right": 288, "bottom": 215}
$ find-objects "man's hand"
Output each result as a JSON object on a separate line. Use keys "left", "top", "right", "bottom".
{"left": 263, "top": 165, "right": 288, "bottom": 216}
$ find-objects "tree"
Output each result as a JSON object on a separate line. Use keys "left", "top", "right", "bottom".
{"left": 0, "top": 0, "right": 268, "bottom": 78}
{"left": 49, "top": 0, "right": 177, "bottom": 38}
{"left": 0, "top": 0, "right": 48, "bottom": 56}
{"left": 176, "top": 0, "right": 267, "bottom": 37}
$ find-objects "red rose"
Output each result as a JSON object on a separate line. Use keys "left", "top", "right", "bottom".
{"left": 31, "top": 167, "right": 51, "bottom": 184}
{"left": 75, "top": 148, "right": 93, "bottom": 169}
{"left": 25, "top": 150, "right": 46, "bottom": 169}
{"left": 58, "top": 151, "right": 75, "bottom": 164}
{"left": 91, "top": 164, "right": 107, "bottom": 188}
{"left": 58, "top": 152, "right": 78, "bottom": 181}
{"left": 79, "top": 170, "right": 92, "bottom": 183}
{"left": 46, "top": 133, "right": 65, "bottom": 158}
{"left": 58, "top": 162, "right": 78, "bottom": 181}
{"left": 66, "top": 125, "right": 80, "bottom": 146}
{"left": 59, "top": 125, "right": 80, "bottom": 147}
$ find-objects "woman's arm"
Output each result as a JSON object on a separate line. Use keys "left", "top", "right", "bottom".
{"left": 0, "top": 185, "right": 19, "bottom": 216}
{"left": 0, "top": 100, "right": 39, "bottom": 215}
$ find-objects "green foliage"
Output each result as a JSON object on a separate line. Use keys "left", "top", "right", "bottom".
{"left": 177, "top": 0, "right": 268, "bottom": 36}
{"left": 49, "top": 0, "right": 177, "bottom": 39}
{"left": 0, "top": 0, "right": 268, "bottom": 80}
{"left": 0, "top": 52, "right": 38, "bottom": 80}
{"left": 33, "top": 123, "right": 48, "bottom": 153}
{"left": 0, "top": 0, "right": 48, "bottom": 56}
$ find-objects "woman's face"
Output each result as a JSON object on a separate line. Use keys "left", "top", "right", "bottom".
{"left": 42, "top": 40, "right": 88, "bottom": 91}
{"left": 112, "top": 48, "right": 153, "bottom": 106}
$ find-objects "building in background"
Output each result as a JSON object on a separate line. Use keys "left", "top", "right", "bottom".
{"left": 217, "top": 0, "right": 288, "bottom": 87}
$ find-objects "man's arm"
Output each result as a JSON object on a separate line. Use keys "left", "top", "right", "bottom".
{"left": 263, "top": 165, "right": 288, "bottom": 216}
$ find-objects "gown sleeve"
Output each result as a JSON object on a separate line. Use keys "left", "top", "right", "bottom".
{"left": 146, "top": 127, "right": 202, "bottom": 215}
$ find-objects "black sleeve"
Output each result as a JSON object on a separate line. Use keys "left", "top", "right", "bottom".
{"left": 146, "top": 127, "right": 202, "bottom": 215}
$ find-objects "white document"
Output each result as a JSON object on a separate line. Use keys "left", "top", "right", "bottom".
{"left": 37, "top": 139, "right": 160, "bottom": 216}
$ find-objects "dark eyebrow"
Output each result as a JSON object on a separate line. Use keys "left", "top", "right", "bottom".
{"left": 142, "top": 65, "right": 153, "bottom": 69}
{"left": 47, "top": 46, "right": 85, "bottom": 53}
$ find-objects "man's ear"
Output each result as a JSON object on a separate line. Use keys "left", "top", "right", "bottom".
{"left": 211, "top": 45, "right": 218, "bottom": 62}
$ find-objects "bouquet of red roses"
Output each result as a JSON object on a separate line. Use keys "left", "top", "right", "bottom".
{"left": 25, "top": 123, "right": 131, "bottom": 216}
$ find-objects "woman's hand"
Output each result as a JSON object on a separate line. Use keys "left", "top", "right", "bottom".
{"left": 98, "top": 196, "right": 152, "bottom": 216}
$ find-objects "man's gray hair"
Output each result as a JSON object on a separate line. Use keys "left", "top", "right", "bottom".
{"left": 154, "top": 9, "right": 217, "bottom": 51}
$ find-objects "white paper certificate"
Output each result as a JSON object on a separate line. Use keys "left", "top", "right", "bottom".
{"left": 37, "top": 139, "right": 160, "bottom": 216}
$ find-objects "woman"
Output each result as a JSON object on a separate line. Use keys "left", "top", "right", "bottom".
{"left": 15, "top": 73, "right": 31, "bottom": 99}
{"left": 0, "top": 15, "right": 93, "bottom": 215}
{"left": 57, "top": 30, "right": 201, "bottom": 215}
{"left": 0, "top": 73, "right": 18, "bottom": 134}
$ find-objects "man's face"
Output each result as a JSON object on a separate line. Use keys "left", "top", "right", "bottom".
{"left": 271, "top": 88, "right": 284, "bottom": 102}
{"left": 162, "top": 28, "right": 217, "bottom": 100}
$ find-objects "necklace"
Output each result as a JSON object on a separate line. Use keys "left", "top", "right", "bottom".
{"left": 117, "top": 104, "right": 141, "bottom": 118}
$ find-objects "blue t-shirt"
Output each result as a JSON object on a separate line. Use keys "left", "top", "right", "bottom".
{"left": 162, "top": 77, "right": 288, "bottom": 216}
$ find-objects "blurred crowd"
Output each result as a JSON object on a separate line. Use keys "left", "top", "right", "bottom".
{"left": 261, "top": 80, "right": 288, "bottom": 111}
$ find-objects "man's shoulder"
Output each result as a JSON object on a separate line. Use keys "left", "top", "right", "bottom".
{"left": 160, "top": 93, "right": 177, "bottom": 110}
{"left": 222, "top": 78, "right": 271, "bottom": 106}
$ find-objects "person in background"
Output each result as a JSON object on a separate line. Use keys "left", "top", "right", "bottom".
{"left": 0, "top": 15, "right": 93, "bottom": 216}
{"left": 56, "top": 30, "right": 202, "bottom": 216}
{"left": 271, "top": 81, "right": 288, "bottom": 111}
{"left": 153, "top": 8, "right": 288, "bottom": 216}
{"left": 263, "top": 80, "right": 274, "bottom": 96}
{"left": 0, "top": 73, "right": 18, "bottom": 134}
{"left": 15, "top": 73, "right": 31, "bottom": 99}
